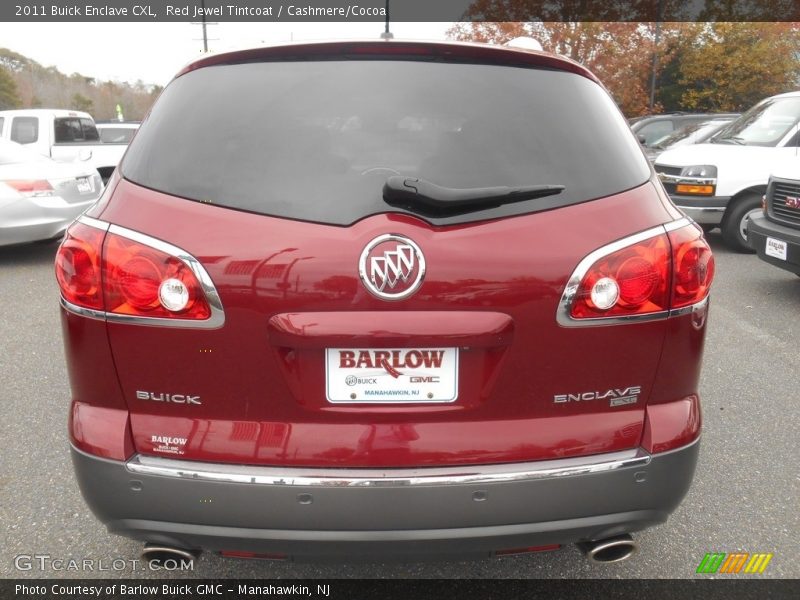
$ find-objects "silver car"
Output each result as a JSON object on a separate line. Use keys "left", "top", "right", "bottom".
{"left": 0, "top": 139, "right": 103, "bottom": 247}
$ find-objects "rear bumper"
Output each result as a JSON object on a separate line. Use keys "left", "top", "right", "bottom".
{"left": 0, "top": 196, "right": 97, "bottom": 246}
{"left": 748, "top": 214, "right": 800, "bottom": 275}
{"left": 72, "top": 438, "right": 699, "bottom": 560}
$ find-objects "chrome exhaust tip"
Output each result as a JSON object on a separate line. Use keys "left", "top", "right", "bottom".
{"left": 577, "top": 534, "right": 637, "bottom": 563}
{"left": 141, "top": 544, "right": 200, "bottom": 567}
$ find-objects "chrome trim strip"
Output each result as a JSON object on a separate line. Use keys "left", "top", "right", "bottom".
{"left": 657, "top": 173, "right": 716, "bottom": 186}
{"left": 126, "top": 448, "right": 652, "bottom": 487}
{"left": 675, "top": 205, "right": 725, "bottom": 213}
{"left": 60, "top": 216, "right": 225, "bottom": 329}
{"left": 59, "top": 297, "right": 106, "bottom": 321}
{"left": 662, "top": 217, "right": 694, "bottom": 232}
{"left": 556, "top": 218, "right": 691, "bottom": 328}
{"left": 78, "top": 215, "right": 111, "bottom": 232}
{"left": 668, "top": 295, "right": 709, "bottom": 318}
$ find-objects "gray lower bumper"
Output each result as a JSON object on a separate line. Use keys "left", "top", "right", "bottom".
{"left": 71, "top": 440, "right": 699, "bottom": 560}
{"left": 672, "top": 196, "right": 730, "bottom": 225}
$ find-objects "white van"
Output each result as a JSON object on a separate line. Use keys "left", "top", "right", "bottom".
{"left": 655, "top": 91, "right": 800, "bottom": 251}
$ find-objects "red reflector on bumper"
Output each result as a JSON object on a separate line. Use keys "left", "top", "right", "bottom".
{"left": 641, "top": 395, "right": 701, "bottom": 454}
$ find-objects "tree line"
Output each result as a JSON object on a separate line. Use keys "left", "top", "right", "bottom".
{"left": 449, "top": 21, "right": 800, "bottom": 117}
{"left": 0, "top": 48, "right": 162, "bottom": 120}
{"left": 2, "top": 21, "right": 799, "bottom": 120}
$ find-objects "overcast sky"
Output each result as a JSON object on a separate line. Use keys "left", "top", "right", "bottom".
{"left": 2, "top": 22, "right": 453, "bottom": 85}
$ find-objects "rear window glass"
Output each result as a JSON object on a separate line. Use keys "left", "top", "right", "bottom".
{"left": 637, "top": 121, "right": 674, "bottom": 146}
{"left": 123, "top": 60, "right": 649, "bottom": 226}
{"left": 11, "top": 117, "right": 38, "bottom": 144}
{"left": 713, "top": 97, "right": 800, "bottom": 147}
{"left": 55, "top": 117, "right": 100, "bottom": 143}
{"left": 99, "top": 126, "right": 137, "bottom": 144}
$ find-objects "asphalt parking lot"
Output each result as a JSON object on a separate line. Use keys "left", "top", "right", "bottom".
{"left": 0, "top": 231, "right": 797, "bottom": 579}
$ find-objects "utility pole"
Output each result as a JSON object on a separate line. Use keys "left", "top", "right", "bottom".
{"left": 192, "top": 0, "right": 218, "bottom": 53}
{"left": 380, "top": 0, "right": 393, "bottom": 39}
{"left": 649, "top": 0, "right": 664, "bottom": 112}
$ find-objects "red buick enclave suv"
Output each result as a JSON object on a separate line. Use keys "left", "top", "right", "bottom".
{"left": 55, "top": 40, "right": 714, "bottom": 564}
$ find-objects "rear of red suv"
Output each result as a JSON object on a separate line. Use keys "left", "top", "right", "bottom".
{"left": 56, "top": 41, "right": 713, "bottom": 563}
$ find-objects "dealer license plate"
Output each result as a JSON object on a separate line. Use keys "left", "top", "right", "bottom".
{"left": 76, "top": 177, "right": 93, "bottom": 194}
{"left": 765, "top": 237, "right": 787, "bottom": 261}
{"left": 325, "top": 347, "right": 458, "bottom": 403}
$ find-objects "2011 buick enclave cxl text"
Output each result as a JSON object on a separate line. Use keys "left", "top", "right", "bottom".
{"left": 55, "top": 40, "right": 714, "bottom": 565}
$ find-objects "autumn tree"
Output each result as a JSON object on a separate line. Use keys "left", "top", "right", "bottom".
{"left": 71, "top": 92, "right": 94, "bottom": 113}
{"left": 448, "top": 20, "right": 678, "bottom": 115}
{"left": 0, "top": 47, "right": 160, "bottom": 119}
{"left": 0, "top": 66, "right": 20, "bottom": 109}
{"left": 450, "top": 12, "right": 800, "bottom": 117}
{"left": 678, "top": 23, "right": 800, "bottom": 112}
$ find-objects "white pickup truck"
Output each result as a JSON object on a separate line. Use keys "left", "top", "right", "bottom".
{"left": 0, "top": 109, "right": 127, "bottom": 183}
{"left": 654, "top": 91, "right": 800, "bottom": 252}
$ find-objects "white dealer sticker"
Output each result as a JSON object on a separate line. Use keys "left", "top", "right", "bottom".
{"left": 325, "top": 348, "right": 458, "bottom": 404}
{"left": 765, "top": 237, "right": 787, "bottom": 261}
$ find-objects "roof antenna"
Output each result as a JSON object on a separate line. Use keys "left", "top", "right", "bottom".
{"left": 380, "top": 0, "right": 393, "bottom": 39}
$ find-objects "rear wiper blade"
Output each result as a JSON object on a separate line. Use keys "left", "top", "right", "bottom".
{"left": 383, "top": 176, "right": 565, "bottom": 216}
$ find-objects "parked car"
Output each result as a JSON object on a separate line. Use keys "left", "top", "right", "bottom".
{"left": 95, "top": 121, "right": 140, "bottom": 145}
{"left": 748, "top": 162, "right": 800, "bottom": 275}
{"left": 630, "top": 112, "right": 738, "bottom": 147}
{"left": 655, "top": 91, "right": 800, "bottom": 252}
{"left": 0, "top": 109, "right": 127, "bottom": 183}
{"left": 0, "top": 139, "right": 102, "bottom": 247}
{"left": 643, "top": 117, "right": 738, "bottom": 163}
{"left": 56, "top": 40, "right": 714, "bottom": 564}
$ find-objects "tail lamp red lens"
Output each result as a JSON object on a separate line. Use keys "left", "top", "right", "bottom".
{"left": 55, "top": 223, "right": 105, "bottom": 310}
{"left": 55, "top": 222, "right": 212, "bottom": 321}
{"left": 571, "top": 234, "right": 670, "bottom": 319}
{"left": 5, "top": 179, "right": 54, "bottom": 197}
{"left": 570, "top": 223, "right": 714, "bottom": 320}
{"left": 668, "top": 225, "right": 715, "bottom": 309}
{"left": 103, "top": 233, "right": 210, "bottom": 319}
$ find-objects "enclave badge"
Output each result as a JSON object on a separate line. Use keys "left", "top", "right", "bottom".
{"left": 359, "top": 234, "right": 426, "bottom": 300}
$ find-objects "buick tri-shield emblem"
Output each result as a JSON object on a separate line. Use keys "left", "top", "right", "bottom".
{"left": 786, "top": 196, "right": 800, "bottom": 209}
{"left": 359, "top": 234, "right": 426, "bottom": 300}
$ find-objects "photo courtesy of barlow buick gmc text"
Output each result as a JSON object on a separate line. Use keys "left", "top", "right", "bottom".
{"left": 54, "top": 38, "right": 714, "bottom": 565}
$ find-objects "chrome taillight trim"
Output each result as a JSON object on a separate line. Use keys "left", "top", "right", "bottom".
{"left": 60, "top": 216, "right": 225, "bottom": 329}
{"left": 126, "top": 447, "right": 653, "bottom": 487}
{"left": 556, "top": 217, "right": 704, "bottom": 327}
{"left": 669, "top": 294, "right": 709, "bottom": 318}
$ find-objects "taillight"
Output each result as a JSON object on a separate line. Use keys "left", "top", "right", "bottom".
{"left": 56, "top": 218, "right": 223, "bottom": 327}
{"left": 570, "top": 233, "right": 670, "bottom": 319}
{"left": 5, "top": 179, "right": 54, "bottom": 197}
{"left": 561, "top": 219, "right": 714, "bottom": 325}
{"left": 55, "top": 222, "right": 105, "bottom": 310}
{"left": 103, "top": 232, "right": 210, "bottom": 320}
{"left": 668, "top": 224, "right": 715, "bottom": 309}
